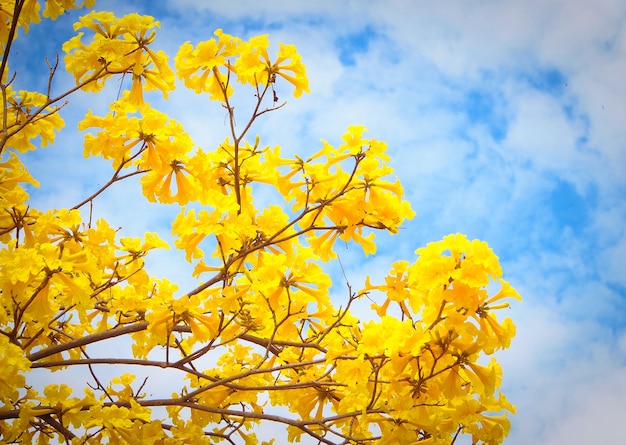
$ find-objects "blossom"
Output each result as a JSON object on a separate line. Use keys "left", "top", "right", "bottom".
{"left": 0, "top": 88, "right": 65, "bottom": 153}
{"left": 0, "top": 335, "right": 31, "bottom": 403}
{"left": 174, "top": 29, "right": 241, "bottom": 99}
{"left": 63, "top": 11, "right": 175, "bottom": 98}
{"left": 1, "top": 8, "right": 520, "bottom": 444}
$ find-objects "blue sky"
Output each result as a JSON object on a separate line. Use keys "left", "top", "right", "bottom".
{"left": 11, "top": 0, "right": 626, "bottom": 443}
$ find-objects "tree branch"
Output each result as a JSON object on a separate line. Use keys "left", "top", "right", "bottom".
{"left": 27, "top": 322, "right": 148, "bottom": 362}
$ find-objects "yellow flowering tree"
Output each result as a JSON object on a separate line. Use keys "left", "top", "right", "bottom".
{"left": 0, "top": 2, "right": 521, "bottom": 444}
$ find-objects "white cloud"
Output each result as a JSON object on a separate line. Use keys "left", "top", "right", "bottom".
{"left": 502, "top": 89, "right": 581, "bottom": 166}
{"left": 598, "top": 232, "right": 626, "bottom": 288}
{"left": 540, "top": 368, "right": 626, "bottom": 444}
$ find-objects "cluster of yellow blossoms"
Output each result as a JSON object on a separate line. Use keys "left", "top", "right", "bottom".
{"left": 0, "top": 1, "right": 521, "bottom": 444}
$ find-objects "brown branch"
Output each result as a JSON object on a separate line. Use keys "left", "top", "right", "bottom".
{"left": 0, "top": 65, "right": 108, "bottom": 153}
{"left": 0, "top": 400, "right": 385, "bottom": 445}
{"left": 72, "top": 143, "right": 149, "bottom": 210}
{"left": 71, "top": 168, "right": 147, "bottom": 210}
{"left": 13, "top": 271, "right": 56, "bottom": 334}
{"left": 31, "top": 357, "right": 345, "bottom": 393}
{"left": 181, "top": 357, "right": 327, "bottom": 401}
{"left": 27, "top": 322, "right": 148, "bottom": 362}
{"left": 0, "top": 0, "right": 25, "bottom": 88}
{"left": 427, "top": 299, "right": 448, "bottom": 331}
{"left": 131, "top": 400, "right": 384, "bottom": 445}
{"left": 450, "top": 425, "right": 464, "bottom": 444}
{"left": 240, "top": 332, "right": 326, "bottom": 353}
{"left": 40, "top": 413, "right": 76, "bottom": 441}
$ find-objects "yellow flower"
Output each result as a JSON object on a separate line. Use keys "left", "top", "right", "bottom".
{"left": 1, "top": 89, "right": 65, "bottom": 153}
{"left": 235, "top": 36, "right": 310, "bottom": 97}
{"left": 119, "top": 232, "right": 169, "bottom": 261}
{"left": 141, "top": 157, "right": 200, "bottom": 204}
{"left": 271, "top": 43, "right": 310, "bottom": 97}
{"left": 63, "top": 11, "right": 174, "bottom": 99}
{"left": 0, "top": 152, "right": 39, "bottom": 211}
{"left": 41, "top": 384, "right": 82, "bottom": 412}
{"left": 43, "top": 0, "right": 97, "bottom": 20}
{"left": 174, "top": 29, "right": 241, "bottom": 99}
{"left": 0, "top": 335, "right": 31, "bottom": 403}
{"left": 80, "top": 105, "right": 195, "bottom": 189}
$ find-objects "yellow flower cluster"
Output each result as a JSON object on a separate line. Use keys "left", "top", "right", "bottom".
{"left": 0, "top": 3, "right": 521, "bottom": 444}
{"left": 0, "top": 88, "right": 65, "bottom": 153}
{"left": 0, "top": 0, "right": 95, "bottom": 44}
{"left": 63, "top": 10, "right": 175, "bottom": 102}
{"left": 175, "top": 29, "right": 309, "bottom": 100}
